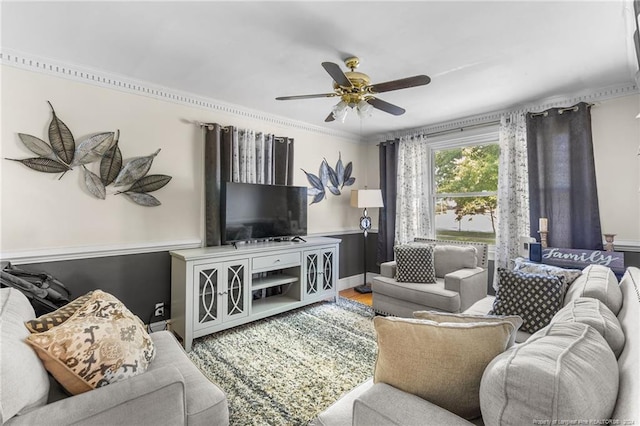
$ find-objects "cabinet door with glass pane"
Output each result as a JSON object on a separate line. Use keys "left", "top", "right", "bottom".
{"left": 193, "top": 259, "right": 248, "bottom": 332}
{"left": 303, "top": 248, "right": 336, "bottom": 300}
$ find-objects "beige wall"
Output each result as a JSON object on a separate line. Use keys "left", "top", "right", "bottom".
{"left": 0, "top": 66, "right": 370, "bottom": 255}
{"left": 362, "top": 93, "right": 640, "bottom": 247}
{"left": 2, "top": 64, "right": 637, "bottom": 257}
{"left": 592, "top": 94, "right": 640, "bottom": 245}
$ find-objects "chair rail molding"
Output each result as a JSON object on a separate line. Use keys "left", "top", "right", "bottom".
{"left": 1, "top": 239, "right": 203, "bottom": 265}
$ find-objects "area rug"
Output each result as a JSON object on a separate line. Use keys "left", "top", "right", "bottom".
{"left": 188, "top": 297, "right": 377, "bottom": 426}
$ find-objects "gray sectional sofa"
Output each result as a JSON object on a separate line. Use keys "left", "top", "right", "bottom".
{"left": 0, "top": 287, "right": 229, "bottom": 425}
{"left": 316, "top": 265, "right": 640, "bottom": 425}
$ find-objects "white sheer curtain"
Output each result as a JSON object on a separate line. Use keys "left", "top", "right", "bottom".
{"left": 232, "top": 129, "right": 273, "bottom": 184}
{"left": 494, "top": 113, "right": 529, "bottom": 289}
{"left": 395, "top": 134, "right": 433, "bottom": 245}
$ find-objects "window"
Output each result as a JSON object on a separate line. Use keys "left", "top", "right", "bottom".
{"left": 433, "top": 142, "right": 499, "bottom": 244}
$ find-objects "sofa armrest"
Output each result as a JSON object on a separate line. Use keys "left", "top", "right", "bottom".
{"left": 353, "top": 383, "right": 476, "bottom": 426}
{"left": 380, "top": 261, "right": 397, "bottom": 279}
{"left": 444, "top": 268, "right": 488, "bottom": 312}
{"left": 7, "top": 366, "right": 187, "bottom": 426}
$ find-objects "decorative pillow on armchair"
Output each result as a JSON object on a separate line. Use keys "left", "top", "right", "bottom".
{"left": 489, "top": 268, "right": 566, "bottom": 334}
{"left": 25, "top": 290, "right": 155, "bottom": 395}
{"left": 394, "top": 244, "right": 436, "bottom": 283}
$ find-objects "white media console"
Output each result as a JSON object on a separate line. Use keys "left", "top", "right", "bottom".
{"left": 170, "top": 237, "right": 340, "bottom": 351}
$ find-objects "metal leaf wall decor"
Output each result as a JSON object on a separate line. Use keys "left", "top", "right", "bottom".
{"left": 6, "top": 101, "right": 171, "bottom": 207}
{"left": 302, "top": 152, "right": 355, "bottom": 204}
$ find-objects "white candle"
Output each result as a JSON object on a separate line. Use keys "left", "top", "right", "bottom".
{"left": 539, "top": 218, "right": 548, "bottom": 232}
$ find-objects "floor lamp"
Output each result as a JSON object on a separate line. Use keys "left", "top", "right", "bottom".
{"left": 350, "top": 189, "right": 384, "bottom": 294}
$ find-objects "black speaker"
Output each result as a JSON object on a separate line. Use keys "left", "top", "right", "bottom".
{"left": 529, "top": 242, "right": 542, "bottom": 262}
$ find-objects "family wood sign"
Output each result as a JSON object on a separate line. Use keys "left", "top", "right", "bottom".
{"left": 541, "top": 247, "right": 625, "bottom": 276}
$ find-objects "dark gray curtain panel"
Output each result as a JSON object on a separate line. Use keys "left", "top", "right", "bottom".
{"left": 377, "top": 139, "right": 399, "bottom": 264}
{"left": 205, "top": 125, "right": 294, "bottom": 246}
{"left": 205, "top": 124, "right": 225, "bottom": 246}
{"left": 274, "top": 137, "right": 294, "bottom": 185}
{"left": 526, "top": 102, "right": 603, "bottom": 250}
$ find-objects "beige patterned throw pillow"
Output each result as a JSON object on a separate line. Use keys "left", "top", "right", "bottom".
{"left": 25, "top": 290, "right": 155, "bottom": 395}
{"left": 24, "top": 291, "right": 94, "bottom": 333}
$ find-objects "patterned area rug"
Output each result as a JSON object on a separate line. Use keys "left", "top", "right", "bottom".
{"left": 188, "top": 298, "right": 376, "bottom": 425}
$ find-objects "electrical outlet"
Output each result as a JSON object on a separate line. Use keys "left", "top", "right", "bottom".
{"left": 154, "top": 302, "right": 165, "bottom": 318}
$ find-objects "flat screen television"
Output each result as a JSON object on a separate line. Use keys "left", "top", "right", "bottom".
{"left": 221, "top": 182, "right": 308, "bottom": 244}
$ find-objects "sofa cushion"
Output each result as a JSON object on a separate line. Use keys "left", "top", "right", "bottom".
{"left": 564, "top": 264, "right": 622, "bottom": 315}
{"left": 464, "top": 296, "right": 532, "bottom": 343}
{"left": 24, "top": 291, "right": 94, "bottom": 333}
{"left": 150, "top": 331, "right": 229, "bottom": 425}
{"left": 373, "top": 316, "right": 514, "bottom": 420}
{"left": 433, "top": 245, "right": 477, "bottom": 278}
{"left": 552, "top": 297, "right": 625, "bottom": 357}
{"left": 394, "top": 244, "right": 436, "bottom": 283}
{"left": 0, "top": 288, "right": 50, "bottom": 423}
{"left": 490, "top": 268, "right": 565, "bottom": 334}
{"left": 612, "top": 267, "right": 640, "bottom": 422}
{"left": 373, "top": 276, "right": 461, "bottom": 313}
{"left": 25, "top": 290, "right": 155, "bottom": 395}
{"left": 513, "top": 257, "right": 582, "bottom": 285}
{"left": 413, "top": 310, "right": 523, "bottom": 348}
{"left": 480, "top": 322, "right": 618, "bottom": 425}
{"left": 353, "top": 382, "right": 478, "bottom": 426}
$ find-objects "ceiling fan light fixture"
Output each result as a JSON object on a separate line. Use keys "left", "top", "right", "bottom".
{"left": 357, "top": 99, "right": 374, "bottom": 119}
{"left": 332, "top": 100, "right": 349, "bottom": 122}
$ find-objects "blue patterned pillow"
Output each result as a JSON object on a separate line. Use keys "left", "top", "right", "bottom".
{"left": 394, "top": 244, "right": 436, "bottom": 283}
{"left": 489, "top": 268, "right": 566, "bottom": 334}
{"left": 513, "top": 257, "right": 582, "bottom": 285}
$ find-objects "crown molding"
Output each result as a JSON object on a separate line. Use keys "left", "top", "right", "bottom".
{"left": 0, "top": 49, "right": 360, "bottom": 142}
{"left": 371, "top": 82, "right": 639, "bottom": 142}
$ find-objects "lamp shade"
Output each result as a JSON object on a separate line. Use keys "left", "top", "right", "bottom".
{"left": 350, "top": 189, "right": 384, "bottom": 208}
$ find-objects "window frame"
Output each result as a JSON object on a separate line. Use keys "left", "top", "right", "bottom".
{"left": 427, "top": 126, "right": 500, "bottom": 244}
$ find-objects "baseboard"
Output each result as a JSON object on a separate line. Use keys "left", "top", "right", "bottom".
{"left": 338, "top": 273, "right": 380, "bottom": 291}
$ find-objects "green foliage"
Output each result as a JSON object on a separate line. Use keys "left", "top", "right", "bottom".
{"left": 435, "top": 144, "right": 500, "bottom": 233}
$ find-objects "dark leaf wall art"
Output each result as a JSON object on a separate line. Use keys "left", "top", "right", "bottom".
{"left": 47, "top": 101, "right": 75, "bottom": 165}
{"left": 6, "top": 101, "right": 171, "bottom": 207}
{"left": 302, "top": 152, "right": 356, "bottom": 204}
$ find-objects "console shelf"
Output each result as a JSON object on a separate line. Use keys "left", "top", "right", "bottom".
{"left": 252, "top": 274, "right": 298, "bottom": 291}
{"left": 252, "top": 295, "right": 300, "bottom": 315}
{"left": 170, "top": 237, "right": 340, "bottom": 351}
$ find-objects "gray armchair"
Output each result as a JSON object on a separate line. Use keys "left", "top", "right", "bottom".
{"left": 372, "top": 238, "right": 489, "bottom": 317}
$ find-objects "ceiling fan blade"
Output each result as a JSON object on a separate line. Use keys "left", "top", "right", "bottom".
{"left": 276, "top": 93, "right": 337, "bottom": 100}
{"left": 369, "top": 75, "right": 431, "bottom": 94}
{"left": 324, "top": 112, "right": 335, "bottom": 122}
{"left": 367, "top": 97, "right": 406, "bottom": 116}
{"left": 321, "top": 62, "right": 353, "bottom": 88}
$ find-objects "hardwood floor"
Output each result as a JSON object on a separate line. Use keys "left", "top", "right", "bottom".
{"left": 339, "top": 288, "right": 373, "bottom": 307}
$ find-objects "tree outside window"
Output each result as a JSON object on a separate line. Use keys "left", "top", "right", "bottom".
{"left": 434, "top": 144, "right": 499, "bottom": 244}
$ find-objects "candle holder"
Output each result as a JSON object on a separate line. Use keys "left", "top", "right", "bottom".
{"left": 603, "top": 234, "right": 616, "bottom": 252}
{"left": 538, "top": 231, "right": 548, "bottom": 248}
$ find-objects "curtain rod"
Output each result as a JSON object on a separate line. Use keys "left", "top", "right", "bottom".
{"left": 378, "top": 120, "right": 502, "bottom": 144}
{"left": 423, "top": 119, "right": 502, "bottom": 138}
{"left": 528, "top": 102, "right": 594, "bottom": 117}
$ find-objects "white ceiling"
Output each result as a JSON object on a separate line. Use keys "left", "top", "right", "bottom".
{"left": 1, "top": 1, "right": 637, "bottom": 138}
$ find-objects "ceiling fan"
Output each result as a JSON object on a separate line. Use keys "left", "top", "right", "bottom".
{"left": 275, "top": 56, "right": 431, "bottom": 123}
